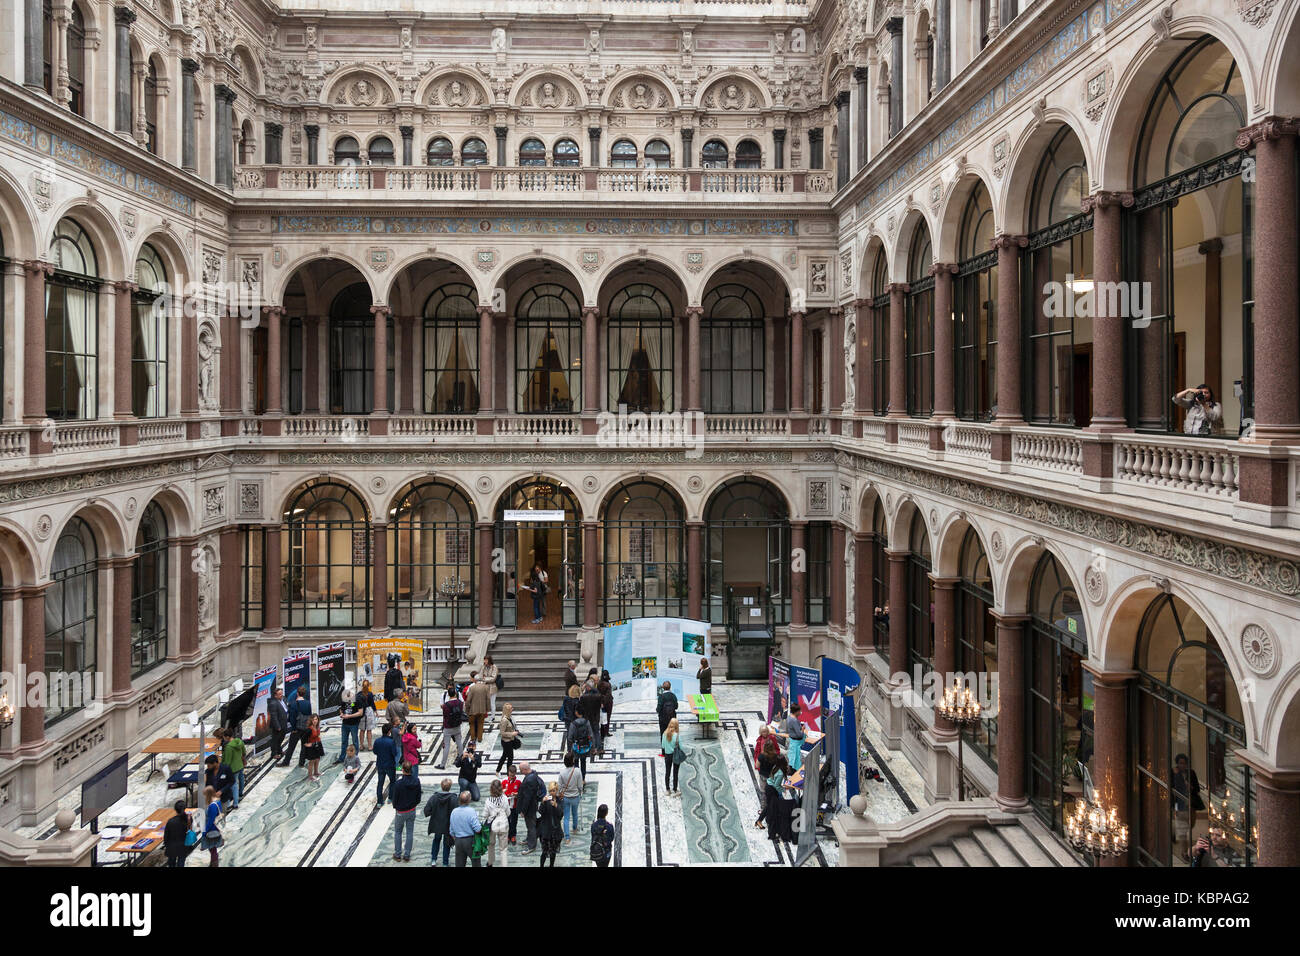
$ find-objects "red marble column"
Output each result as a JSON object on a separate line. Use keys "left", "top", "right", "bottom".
{"left": 399, "top": 314, "right": 415, "bottom": 414}
{"left": 1237, "top": 118, "right": 1300, "bottom": 443}
{"left": 931, "top": 264, "right": 957, "bottom": 420}
{"left": 994, "top": 613, "right": 1028, "bottom": 810}
{"left": 22, "top": 261, "right": 52, "bottom": 426}
{"left": 931, "top": 576, "right": 958, "bottom": 735}
{"left": 887, "top": 284, "right": 907, "bottom": 418}
{"left": 1087, "top": 666, "right": 1134, "bottom": 866}
{"left": 263, "top": 524, "right": 282, "bottom": 633}
{"left": 853, "top": 531, "right": 873, "bottom": 649}
{"left": 113, "top": 280, "right": 139, "bottom": 422}
{"left": 304, "top": 317, "right": 320, "bottom": 413}
{"left": 853, "top": 298, "right": 871, "bottom": 415}
{"left": 264, "top": 305, "right": 283, "bottom": 414}
{"left": 828, "top": 307, "right": 845, "bottom": 412}
{"left": 217, "top": 526, "right": 239, "bottom": 642}
{"left": 1081, "top": 191, "right": 1132, "bottom": 430}
{"left": 583, "top": 521, "right": 599, "bottom": 627}
{"left": 1251, "top": 764, "right": 1300, "bottom": 867}
{"left": 477, "top": 523, "right": 494, "bottom": 629}
{"left": 992, "top": 235, "right": 1026, "bottom": 423}
{"left": 886, "top": 549, "right": 908, "bottom": 678}
{"left": 687, "top": 521, "right": 703, "bottom": 621}
{"left": 372, "top": 522, "right": 389, "bottom": 632}
{"left": 582, "top": 306, "right": 599, "bottom": 415}
{"left": 477, "top": 305, "right": 494, "bottom": 415}
{"left": 175, "top": 535, "right": 199, "bottom": 657}
{"left": 790, "top": 310, "right": 806, "bottom": 414}
{"left": 790, "top": 522, "right": 807, "bottom": 627}
{"left": 829, "top": 523, "right": 846, "bottom": 628}
{"left": 686, "top": 306, "right": 702, "bottom": 413}
{"left": 370, "top": 305, "right": 390, "bottom": 426}
{"left": 19, "top": 584, "right": 48, "bottom": 751}
{"left": 109, "top": 555, "right": 135, "bottom": 698}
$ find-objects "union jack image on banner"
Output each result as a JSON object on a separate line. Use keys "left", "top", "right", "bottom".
{"left": 790, "top": 663, "right": 822, "bottom": 733}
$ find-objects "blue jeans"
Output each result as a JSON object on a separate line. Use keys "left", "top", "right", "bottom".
{"left": 430, "top": 831, "right": 451, "bottom": 866}
{"left": 394, "top": 810, "right": 415, "bottom": 858}
{"left": 532, "top": 593, "right": 544, "bottom": 620}
{"left": 340, "top": 722, "right": 360, "bottom": 761}
{"left": 376, "top": 767, "right": 396, "bottom": 803}
{"left": 562, "top": 794, "right": 580, "bottom": 839}
{"left": 458, "top": 777, "right": 480, "bottom": 802}
{"left": 230, "top": 769, "right": 244, "bottom": 808}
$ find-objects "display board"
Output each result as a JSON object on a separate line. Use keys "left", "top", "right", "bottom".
{"left": 250, "top": 665, "right": 278, "bottom": 744}
{"left": 767, "top": 657, "right": 822, "bottom": 734}
{"left": 357, "top": 636, "right": 426, "bottom": 712}
{"left": 604, "top": 617, "right": 711, "bottom": 705}
{"left": 315, "top": 641, "right": 347, "bottom": 719}
{"left": 821, "top": 657, "right": 861, "bottom": 799}
{"left": 282, "top": 651, "right": 312, "bottom": 710}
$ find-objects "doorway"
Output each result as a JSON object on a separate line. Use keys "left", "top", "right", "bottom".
{"left": 494, "top": 477, "right": 583, "bottom": 629}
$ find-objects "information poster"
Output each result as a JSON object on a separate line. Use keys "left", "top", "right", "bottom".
{"left": 768, "top": 657, "right": 792, "bottom": 723}
{"left": 768, "top": 657, "right": 822, "bottom": 733}
{"left": 315, "top": 641, "right": 347, "bottom": 719}
{"left": 357, "top": 637, "right": 426, "bottom": 712}
{"left": 821, "top": 657, "right": 861, "bottom": 798}
{"left": 604, "top": 617, "right": 710, "bottom": 706}
{"left": 250, "top": 666, "right": 278, "bottom": 744}
{"left": 282, "top": 652, "right": 312, "bottom": 710}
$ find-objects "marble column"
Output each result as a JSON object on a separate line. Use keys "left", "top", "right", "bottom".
{"left": 773, "top": 128, "right": 785, "bottom": 170}
{"left": 175, "top": 535, "right": 198, "bottom": 656}
{"left": 853, "top": 531, "right": 873, "bottom": 649}
{"left": 264, "top": 306, "right": 283, "bottom": 415}
{"left": 372, "top": 522, "right": 388, "bottom": 633}
{"left": 992, "top": 234, "right": 1027, "bottom": 423}
{"left": 687, "top": 522, "right": 703, "bottom": 621}
{"left": 113, "top": 280, "right": 138, "bottom": 422}
{"left": 114, "top": 6, "right": 135, "bottom": 134}
{"left": 935, "top": 0, "right": 951, "bottom": 91}
{"left": 588, "top": 126, "right": 601, "bottom": 166}
{"left": 582, "top": 306, "right": 599, "bottom": 415}
{"left": 400, "top": 125, "right": 413, "bottom": 166}
{"left": 681, "top": 127, "right": 694, "bottom": 166}
{"left": 835, "top": 90, "right": 851, "bottom": 188}
{"left": 994, "top": 613, "right": 1028, "bottom": 810}
{"left": 829, "top": 523, "right": 846, "bottom": 628}
{"left": 477, "top": 523, "right": 494, "bottom": 630}
{"left": 828, "top": 307, "right": 845, "bottom": 412}
{"left": 931, "top": 576, "right": 958, "bottom": 735}
{"left": 1086, "top": 665, "right": 1134, "bottom": 866}
{"left": 790, "top": 310, "right": 806, "bottom": 414}
{"left": 887, "top": 18, "right": 904, "bottom": 137}
{"left": 218, "top": 526, "right": 239, "bottom": 642}
{"left": 686, "top": 306, "right": 702, "bottom": 413}
{"left": 370, "top": 304, "right": 389, "bottom": 419}
{"left": 22, "top": 261, "right": 52, "bottom": 426}
{"left": 1251, "top": 763, "right": 1300, "bottom": 867}
{"left": 886, "top": 549, "right": 908, "bottom": 678}
{"left": 181, "top": 59, "right": 198, "bottom": 171}
{"left": 108, "top": 555, "right": 135, "bottom": 699}
{"left": 583, "top": 521, "right": 599, "bottom": 628}
{"left": 853, "top": 298, "right": 871, "bottom": 414}
{"left": 477, "top": 305, "right": 494, "bottom": 415}
{"left": 931, "top": 263, "right": 956, "bottom": 420}
{"left": 888, "top": 283, "right": 908, "bottom": 418}
{"left": 808, "top": 128, "right": 823, "bottom": 169}
{"left": 214, "top": 84, "right": 236, "bottom": 190}
{"left": 180, "top": 296, "right": 199, "bottom": 421}
{"left": 790, "top": 522, "right": 807, "bottom": 629}
{"left": 1080, "top": 191, "right": 1132, "bottom": 429}
{"left": 262, "top": 525, "right": 282, "bottom": 634}
{"left": 19, "top": 584, "right": 48, "bottom": 751}
{"left": 265, "top": 122, "right": 283, "bottom": 165}
{"left": 854, "top": 67, "right": 869, "bottom": 170}
{"left": 23, "top": 0, "right": 43, "bottom": 89}
{"left": 305, "top": 124, "right": 319, "bottom": 165}
{"left": 221, "top": 309, "right": 243, "bottom": 417}
{"left": 494, "top": 126, "right": 508, "bottom": 167}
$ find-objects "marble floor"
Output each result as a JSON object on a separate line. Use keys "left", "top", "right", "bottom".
{"left": 22, "top": 681, "right": 930, "bottom": 867}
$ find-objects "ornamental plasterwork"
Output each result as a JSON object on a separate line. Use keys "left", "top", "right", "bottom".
{"left": 238, "top": 480, "right": 262, "bottom": 518}
{"left": 809, "top": 259, "right": 829, "bottom": 296}
{"left": 699, "top": 77, "right": 763, "bottom": 111}
{"left": 519, "top": 76, "right": 580, "bottom": 109}
{"left": 990, "top": 530, "right": 1006, "bottom": 562}
{"left": 1081, "top": 63, "right": 1113, "bottom": 124}
{"left": 278, "top": 450, "right": 794, "bottom": 467}
{"left": 1240, "top": 624, "right": 1278, "bottom": 677}
{"left": 202, "top": 247, "right": 223, "bottom": 284}
{"left": 0, "top": 459, "right": 195, "bottom": 504}
{"left": 807, "top": 478, "right": 831, "bottom": 515}
{"left": 475, "top": 249, "right": 496, "bottom": 272}
{"left": 120, "top": 206, "right": 138, "bottom": 240}
{"left": 1238, "top": 0, "right": 1279, "bottom": 26}
{"left": 991, "top": 135, "right": 1010, "bottom": 179}
{"left": 332, "top": 73, "right": 395, "bottom": 107}
{"left": 579, "top": 249, "right": 602, "bottom": 274}
{"left": 610, "top": 77, "right": 671, "bottom": 111}
{"left": 684, "top": 250, "right": 705, "bottom": 274}
{"left": 368, "top": 247, "right": 392, "bottom": 272}
{"left": 427, "top": 74, "right": 489, "bottom": 108}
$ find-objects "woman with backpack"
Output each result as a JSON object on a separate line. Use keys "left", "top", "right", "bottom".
{"left": 661, "top": 717, "right": 684, "bottom": 795}
{"left": 567, "top": 707, "right": 596, "bottom": 777}
{"left": 557, "top": 753, "right": 584, "bottom": 844}
{"left": 589, "top": 803, "right": 615, "bottom": 868}
{"left": 402, "top": 723, "right": 423, "bottom": 782}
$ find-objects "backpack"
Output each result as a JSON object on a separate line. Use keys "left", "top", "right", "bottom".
{"left": 443, "top": 698, "right": 464, "bottom": 728}
{"left": 590, "top": 821, "right": 613, "bottom": 862}
{"left": 294, "top": 701, "right": 311, "bottom": 731}
{"left": 657, "top": 694, "right": 677, "bottom": 721}
{"left": 571, "top": 719, "right": 592, "bottom": 755}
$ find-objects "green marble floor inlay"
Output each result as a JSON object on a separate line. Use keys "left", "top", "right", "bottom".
{"left": 678, "top": 740, "right": 750, "bottom": 864}
{"left": 221, "top": 770, "right": 333, "bottom": 867}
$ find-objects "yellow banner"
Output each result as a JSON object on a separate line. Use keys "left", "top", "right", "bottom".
{"left": 357, "top": 637, "right": 426, "bottom": 712}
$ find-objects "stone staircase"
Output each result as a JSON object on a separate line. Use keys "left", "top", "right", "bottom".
{"left": 903, "top": 815, "right": 1080, "bottom": 867}
{"left": 484, "top": 630, "right": 585, "bottom": 713}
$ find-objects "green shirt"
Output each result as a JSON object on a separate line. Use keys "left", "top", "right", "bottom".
{"left": 223, "top": 737, "right": 245, "bottom": 773}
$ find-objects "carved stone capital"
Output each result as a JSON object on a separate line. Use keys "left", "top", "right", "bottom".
{"left": 1080, "top": 190, "right": 1134, "bottom": 213}
{"left": 1235, "top": 116, "right": 1300, "bottom": 149}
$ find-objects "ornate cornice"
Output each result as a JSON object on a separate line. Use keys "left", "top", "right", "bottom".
{"left": 1080, "top": 190, "right": 1133, "bottom": 213}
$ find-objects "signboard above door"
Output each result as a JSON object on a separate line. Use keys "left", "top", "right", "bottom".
{"left": 504, "top": 509, "right": 566, "bottom": 522}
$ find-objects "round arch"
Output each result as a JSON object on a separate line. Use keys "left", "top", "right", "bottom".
{"left": 1001, "top": 112, "right": 1095, "bottom": 236}
{"left": 0, "top": 167, "right": 38, "bottom": 261}
{"left": 414, "top": 68, "right": 493, "bottom": 109}
{"left": 381, "top": 254, "right": 484, "bottom": 314}
{"left": 269, "top": 251, "right": 377, "bottom": 305}
{"left": 855, "top": 233, "right": 889, "bottom": 300}
{"left": 508, "top": 67, "right": 588, "bottom": 109}
{"left": 601, "top": 69, "right": 682, "bottom": 110}
{"left": 889, "top": 206, "right": 935, "bottom": 280}
{"left": 933, "top": 511, "right": 993, "bottom": 583}
{"left": 0, "top": 521, "right": 40, "bottom": 585}
{"left": 935, "top": 167, "right": 999, "bottom": 263}
{"left": 136, "top": 485, "right": 197, "bottom": 540}
{"left": 45, "top": 200, "right": 128, "bottom": 281}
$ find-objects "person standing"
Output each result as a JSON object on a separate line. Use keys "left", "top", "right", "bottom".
{"left": 589, "top": 804, "right": 615, "bottom": 868}
{"left": 537, "top": 782, "right": 564, "bottom": 867}
{"left": 661, "top": 717, "right": 683, "bottom": 795}
{"left": 356, "top": 679, "right": 378, "bottom": 752}
{"left": 778, "top": 704, "right": 806, "bottom": 774}
{"left": 496, "top": 702, "right": 520, "bottom": 773}
{"left": 391, "top": 762, "right": 422, "bottom": 863}
{"left": 567, "top": 709, "right": 595, "bottom": 777}
{"left": 516, "top": 761, "right": 545, "bottom": 855}
{"left": 384, "top": 655, "right": 405, "bottom": 709}
{"left": 204, "top": 754, "right": 235, "bottom": 808}
{"left": 386, "top": 690, "right": 410, "bottom": 740}
{"left": 524, "top": 563, "right": 548, "bottom": 624}
{"left": 423, "top": 778, "right": 456, "bottom": 867}
{"left": 502, "top": 765, "right": 522, "bottom": 844}
{"left": 449, "top": 791, "right": 483, "bottom": 868}
{"left": 656, "top": 681, "right": 678, "bottom": 736}
{"left": 753, "top": 725, "right": 778, "bottom": 770}
{"left": 268, "top": 687, "right": 290, "bottom": 762}
{"left": 599, "top": 669, "right": 614, "bottom": 748}
{"left": 338, "top": 689, "right": 363, "bottom": 762}
{"left": 483, "top": 779, "right": 511, "bottom": 867}
{"left": 464, "top": 673, "right": 491, "bottom": 743}
{"left": 162, "top": 800, "right": 192, "bottom": 868}
{"left": 696, "top": 658, "right": 713, "bottom": 695}
{"left": 401, "top": 722, "right": 422, "bottom": 783}
{"left": 281, "top": 685, "right": 312, "bottom": 768}
{"left": 561, "top": 683, "right": 581, "bottom": 733}
{"left": 373, "top": 723, "right": 398, "bottom": 805}
{"left": 579, "top": 681, "right": 603, "bottom": 757}
{"left": 564, "top": 660, "right": 579, "bottom": 692}
{"left": 220, "top": 729, "right": 245, "bottom": 810}
{"left": 557, "top": 753, "right": 584, "bottom": 844}
{"left": 478, "top": 655, "right": 500, "bottom": 717}
{"left": 200, "top": 786, "right": 223, "bottom": 867}
{"left": 303, "top": 714, "right": 325, "bottom": 780}
{"left": 754, "top": 738, "right": 782, "bottom": 830}
{"left": 1173, "top": 385, "right": 1223, "bottom": 436}
{"left": 456, "top": 740, "right": 483, "bottom": 801}
{"left": 437, "top": 687, "right": 465, "bottom": 769}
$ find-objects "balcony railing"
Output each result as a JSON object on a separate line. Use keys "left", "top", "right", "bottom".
{"left": 51, "top": 422, "right": 119, "bottom": 453}
{"left": 1115, "top": 436, "right": 1239, "bottom": 498}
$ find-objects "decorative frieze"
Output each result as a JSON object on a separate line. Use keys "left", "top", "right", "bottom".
{"left": 273, "top": 216, "right": 799, "bottom": 237}
{"left": 0, "top": 459, "right": 195, "bottom": 504}
{"left": 53, "top": 722, "right": 108, "bottom": 771}
{"left": 137, "top": 680, "right": 177, "bottom": 719}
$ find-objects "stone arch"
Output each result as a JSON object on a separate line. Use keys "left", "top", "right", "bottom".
{"left": 136, "top": 485, "right": 197, "bottom": 540}
{"left": 269, "top": 251, "right": 377, "bottom": 305}
{"left": 933, "top": 511, "right": 992, "bottom": 583}
{"left": 889, "top": 204, "right": 934, "bottom": 280}
{"left": 1095, "top": 574, "right": 1231, "bottom": 675}
{"left": 856, "top": 483, "right": 884, "bottom": 534}
{"left": 416, "top": 68, "right": 493, "bottom": 109}
{"left": 384, "top": 475, "right": 481, "bottom": 524}
{"left": 53, "top": 499, "right": 128, "bottom": 564}
{"left": 697, "top": 254, "right": 793, "bottom": 309}
{"left": 856, "top": 233, "right": 889, "bottom": 300}
{"left": 0, "top": 165, "right": 39, "bottom": 261}
{"left": 603, "top": 70, "right": 681, "bottom": 111}
{"left": 696, "top": 71, "right": 772, "bottom": 111}
{"left": 0, "top": 520, "right": 40, "bottom": 585}
{"left": 45, "top": 198, "right": 128, "bottom": 281}
{"left": 1266, "top": 665, "right": 1300, "bottom": 767}
{"left": 131, "top": 227, "right": 193, "bottom": 289}
{"left": 323, "top": 67, "right": 398, "bottom": 108}
{"left": 999, "top": 535, "right": 1082, "bottom": 622}
{"left": 887, "top": 494, "right": 930, "bottom": 552}
{"left": 1264, "top": 0, "right": 1300, "bottom": 117}
{"left": 381, "top": 254, "right": 485, "bottom": 315}
{"left": 934, "top": 165, "right": 998, "bottom": 263}
{"left": 596, "top": 472, "right": 690, "bottom": 518}
{"left": 492, "top": 251, "right": 591, "bottom": 307}
{"left": 278, "top": 475, "right": 374, "bottom": 524}
{"left": 594, "top": 252, "right": 690, "bottom": 316}
{"left": 231, "top": 44, "right": 263, "bottom": 96}
{"left": 699, "top": 473, "right": 793, "bottom": 521}
{"left": 509, "top": 67, "right": 586, "bottom": 109}
{"left": 1000, "top": 112, "right": 1096, "bottom": 236}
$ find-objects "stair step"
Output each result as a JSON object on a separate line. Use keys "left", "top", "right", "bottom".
{"left": 930, "top": 844, "right": 967, "bottom": 867}
{"left": 910, "top": 854, "right": 939, "bottom": 867}
{"left": 950, "top": 835, "right": 995, "bottom": 867}
{"left": 995, "top": 823, "right": 1057, "bottom": 866}
{"left": 970, "top": 827, "right": 1023, "bottom": 867}
{"left": 1019, "top": 815, "right": 1082, "bottom": 867}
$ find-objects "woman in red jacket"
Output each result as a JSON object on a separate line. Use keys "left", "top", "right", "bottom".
{"left": 402, "top": 724, "right": 422, "bottom": 783}
{"left": 754, "top": 724, "right": 778, "bottom": 770}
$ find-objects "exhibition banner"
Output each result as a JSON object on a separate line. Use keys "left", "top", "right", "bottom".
{"left": 315, "top": 641, "right": 347, "bottom": 719}
{"left": 357, "top": 636, "right": 426, "bottom": 712}
{"left": 821, "top": 657, "right": 861, "bottom": 799}
{"left": 250, "top": 666, "right": 278, "bottom": 744}
{"left": 282, "top": 651, "right": 312, "bottom": 710}
{"left": 768, "top": 657, "right": 792, "bottom": 723}
{"left": 767, "top": 657, "right": 822, "bottom": 734}
{"left": 604, "top": 617, "right": 710, "bottom": 706}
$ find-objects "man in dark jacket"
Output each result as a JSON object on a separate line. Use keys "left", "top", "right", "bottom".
{"left": 268, "top": 687, "right": 290, "bottom": 761}
{"left": 423, "top": 778, "right": 457, "bottom": 867}
{"left": 516, "top": 761, "right": 546, "bottom": 854}
{"left": 280, "top": 686, "right": 312, "bottom": 768}
{"left": 391, "top": 762, "right": 422, "bottom": 862}
{"left": 656, "top": 681, "right": 678, "bottom": 735}
{"left": 697, "top": 658, "right": 713, "bottom": 695}
{"left": 564, "top": 661, "right": 578, "bottom": 692}
{"left": 373, "top": 722, "right": 399, "bottom": 805}
{"left": 162, "top": 800, "right": 191, "bottom": 868}
{"left": 204, "top": 754, "right": 235, "bottom": 806}
{"left": 384, "top": 656, "right": 405, "bottom": 706}
{"left": 579, "top": 682, "right": 603, "bottom": 755}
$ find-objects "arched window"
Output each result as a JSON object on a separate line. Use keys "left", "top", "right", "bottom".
{"left": 46, "top": 217, "right": 99, "bottom": 421}
{"left": 610, "top": 139, "right": 638, "bottom": 168}
{"left": 701, "top": 283, "right": 766, "bottom": 413}
{"left": 132, "top": 502, "right": 168, "bottom": 676}
{"left": 905, "top": 511, "right": 932, "bottom": 674}
{"left": 67, "top": 3, "right": 86, "bottom": 116}
{"left": 607, "top": 283, "right": 675, "bottom": 412}
{"left": 145, "top": 61, "right": 159, "bottom": 154}
{"left": 45, "top": 517, "right": 97, "bottom": 724}
{"left": 493, "top": 477, "right": 585, "bottom": 628}
{"left": 645, "top": 139, "right": 671, "bottom": 168}
{"left": 283, "top": 481, "right": 370, "bottom": 629}
{"left": 869, "top": 500, "right": 889, "bottom": 656}
{"left": 1026, "top": 552, "right": 1090, "bottom": 836}
{"left": 704, "top": 478, "right": 789, "bottom": 626}
{"left": 426, "top": 137, "right": 453, "bottom": 166}
{"left": 328, "top": 283, "right": 393, "bottom": 415}
{"left": 1025, "top": 127, "right": 1092, "bottom": 426}
{"left": 869, "top": 250, "right": 890, "bottom": 415}
{"left": 519, "top": 137, "right": 546, "bottom": 166}
{"left": 1131, "top": 38, "right": 1251, "bottom": 433}
{"left": 735, "top": 139, "right": 761, "bottom": 169}
{"left": 906, "top": 224, "right": 935, "bottom": 417}
{"left": 132, "top": 243, "right": 168, "bottom": 418}
{"left": 515, "top": 283, "right": 582, "bottom": 413}
{"left": 460, "top": 137, "right": 488, "bottom": 166}
{"left": 955, "top": 181, "right": 999, "bottom": 420}
{"left": 333, "top": 136, "right": 360, "bottom": 166}
{"left": 956, "top": 527, "right": 997, "bottom": 764}
{"left": 367, "top": 135, "right": 395, "bottom": 166}
{"left": 1133, "top": 594, "right": 1253, "bottom": 867}
{"left": 422, "top": 282, "right": 479, "bottom": 413}
{"left": 700, "top": 139, "right": 728, "bottom": 168}
{"left": 553, "top": 138, "right": 580, "bottom": 167}
{"left": 602, "top": 480, "right": 686, "bottom": 619}
{"left": 388, "top": 481, "right": 475, "bottom": 629}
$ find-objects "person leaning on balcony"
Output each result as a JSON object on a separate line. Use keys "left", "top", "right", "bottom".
{"left": 1173, "top": 385, "right": 1223, "bottom": 436}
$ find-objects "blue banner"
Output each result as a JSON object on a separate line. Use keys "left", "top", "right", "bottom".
{"left": 821, "top": 658, "right": 862, "bottom": 798}
{"left": 250, "top": 666, "right": 278, "bottom": 746}
{"left": 282, "top": 652, "right": 312, "bottom": 710}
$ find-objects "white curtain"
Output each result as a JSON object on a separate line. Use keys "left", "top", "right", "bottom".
{"left": 66, "top": 289, "right": 89, "bottom": 418}
{"left": 644, "top": 324, "right": 665, "bottom": 409}
{"left": 550, "top": 322, "right": 572, "bottom": 408}
{"left": 519, "top": 322, "right": 547, "bottom": 410}
{"left": 460, "top": 324, "right": 479, "bottom": 410}
{"left": 136, "top": 302, "right": 158, "bottom": 417}
{"left": 617, "top": 325, "right": 636, "bottom": 406}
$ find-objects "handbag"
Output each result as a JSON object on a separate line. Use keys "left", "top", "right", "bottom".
{"left": 471, "top": 826, "right": 492, "bottom": 859}
{"left": 495, "top": 674, "right": 504, "bottom": 690}
{"left": 672, "top": 744, "right": 689, "bottom": 766}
